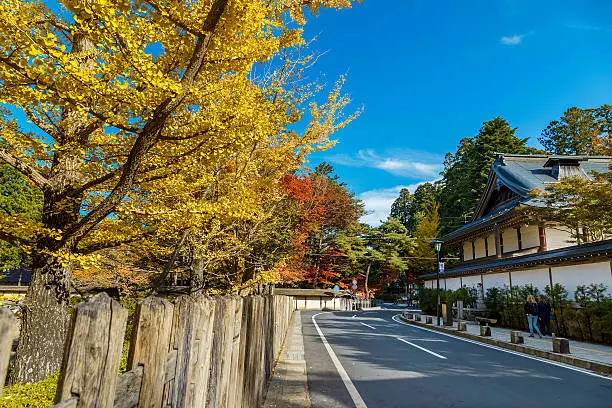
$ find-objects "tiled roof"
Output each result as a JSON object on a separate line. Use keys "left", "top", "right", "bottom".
{"left": 493, "top": 154, "right": 610, "bottom": 197}
{"left": 422, "top": 239, "right": 612, "bottom": 279}
{"left": 442, "top": 154, "right": 612, "bottom": 243}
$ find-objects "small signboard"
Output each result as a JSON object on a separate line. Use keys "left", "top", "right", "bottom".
{"left": 333, "top": 285, "right": 340, "bottom": 294}
{"left": 439, "top": 262, "right": 445, "bottom": 274}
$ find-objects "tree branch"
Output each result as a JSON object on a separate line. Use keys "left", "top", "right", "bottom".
{"left": 60, "top": 0, "right": 229, "bottom": 249}
{"left": 0, "top": 230, "right": 33, "bottom": 247}
{"left": 0, "top": 148, "right": 50, "bottom": 190}
{"left": 76, "top": 231, "right": 153, "bottom": 255}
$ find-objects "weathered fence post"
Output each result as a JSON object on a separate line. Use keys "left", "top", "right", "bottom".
{"left": 127, "top": 296, "right": 174, "bottom": 408}
{"left": 239, "top": 296, "right": 254, "bottom": 408}
{"left": 189, "top": 296, "right": 216, "bottom": 407}
{"left": 163, "top": 295, "right": 216, "bottom": 408}
{"left": 228, "top": 297, "right": 244, "bottom": 408}
{"left": 254, "top": 296, "right": 266, "bottom": 407}
{"left": 264, "top": 295, "right": 274, "bottom": 382}
{"left": 208, "top": 296, "right": 236, "bottom": 408}
{"left": 55, "top": 293, "right": 128, "bottom": 407}
{"left": 0, "top": 308, "right": 17, "bottom": 397}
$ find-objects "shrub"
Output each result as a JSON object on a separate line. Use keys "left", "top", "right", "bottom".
{"left": 418, "top": 286, "right": 474, "bottom": 314}
{"left": 481, "top": 283, "right": 612, "bottom": 343}
{"left": 418, "top": 287, "right": 438, "bottom": 315}
{"left": 451, "top": 287, "right": 477, "bottom": 308}
{"left": 0, "top": 372, "right": 58, "bottom": 408}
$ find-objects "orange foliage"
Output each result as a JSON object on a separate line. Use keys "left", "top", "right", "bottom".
{"left": 279, "top": 171, "right": 362, "bottom": 286}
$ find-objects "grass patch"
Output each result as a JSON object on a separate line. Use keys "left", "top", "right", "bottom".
{"left": 1, "top": 371, "right": 58, "bottom": 408}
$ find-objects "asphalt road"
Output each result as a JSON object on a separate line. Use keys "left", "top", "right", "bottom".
{"left": 302, "top": 307, "right": 612, "bottom": 408}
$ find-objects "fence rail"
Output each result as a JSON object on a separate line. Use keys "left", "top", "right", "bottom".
{"left": 0, "top": 293, "right": 293, "bottom": 408}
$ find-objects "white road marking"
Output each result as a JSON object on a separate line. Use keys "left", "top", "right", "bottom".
{"left": 312, "top": 312, "right": 368, "bottom": 408}
{"left": 360, "top": 322, "right": 376, "bottom": 330}
{"left": 391, "top": 314, "right": 612, "bottom": 381}
{"left": 352, "top": 314, "right": 357, "bottom": 318}
{"left": 396, "top": 337, "right": 447, "bottom": 359}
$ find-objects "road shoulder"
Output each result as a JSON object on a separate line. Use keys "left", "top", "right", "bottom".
{"left": 264, "top": 310, "right": 310, "bottom": 408}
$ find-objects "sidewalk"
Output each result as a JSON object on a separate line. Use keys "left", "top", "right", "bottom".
{"left": 400, "top": 312, "right": 612, "bottom": 375}
{"left": 264, "top": 310, "right": 310, "bottom": 408}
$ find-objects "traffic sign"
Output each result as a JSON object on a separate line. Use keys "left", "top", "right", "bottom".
{"left": 352, "top": 284, "right": 357, "bottom": 290}
{"left": 333, "top": 285, "right": 340, "bottom": 294}
{"left": 352, "top": 279, "right": 357, "bottom": 285}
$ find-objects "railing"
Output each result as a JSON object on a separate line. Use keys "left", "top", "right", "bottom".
{"left": 0, "top": 293, "right": 294, "bottom": 408}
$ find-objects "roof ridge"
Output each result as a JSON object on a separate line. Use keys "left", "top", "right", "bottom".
{"left": 495, "top": 152, "right": 612, "bottom": 159}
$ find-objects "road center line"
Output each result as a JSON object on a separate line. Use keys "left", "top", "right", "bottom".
{"left": 360, "top": 322, "right": 376, "bottom": 330}
{"left": 391, "top": 314, "right": 612, "bottom": 381}
{"left": 312, "top": 312, "right": 368, "bottom": 408}
{"left": 396, "top": 337, "right": 447, "bottom": 359}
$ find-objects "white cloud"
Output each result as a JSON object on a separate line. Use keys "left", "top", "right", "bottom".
{"left": 358, "top": 182, "right": 435, "bottom": 226}
{"left": 328, "top": 149, "right": 442, "bottom": 178}
{"left": 500, "top": 35, "right": 524, "bottom": 45}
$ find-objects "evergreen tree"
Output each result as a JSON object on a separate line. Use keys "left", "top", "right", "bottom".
{"left": 438, "top": 117, "right": 540, "bottom": 233}
{"left": 407, "top": 183, "right": 437, "bottom": 234}
{"left": 390, "top": 188, "right": 413, "bottom": 230}
{"left": 539, "top": 105, "right": 612, "bottom": 155}
{"left": 0, "top": 164, "right": 43, "bottom": 271}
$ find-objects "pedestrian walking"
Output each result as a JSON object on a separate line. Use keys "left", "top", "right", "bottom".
{"left": 524, "top": 295, "right": 543, "bottom": 338}
{"left": 537, "top": 295, "right": 552, "bottom": 336}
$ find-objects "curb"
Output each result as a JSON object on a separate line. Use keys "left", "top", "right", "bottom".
{"left": 398, "top": 315, "right": 612, "bottom": 376}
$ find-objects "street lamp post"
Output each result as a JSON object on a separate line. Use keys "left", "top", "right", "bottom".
{"left": 430, "top": 239, "right": 443, "bottom": 326}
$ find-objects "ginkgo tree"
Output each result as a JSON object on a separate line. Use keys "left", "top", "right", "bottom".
{"left": 0, "top": 0, "right": 356, "bottom": 383}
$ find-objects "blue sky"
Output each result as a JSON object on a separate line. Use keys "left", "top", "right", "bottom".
{"left": 301, "top": 0, "right": 612, "bottom": 225}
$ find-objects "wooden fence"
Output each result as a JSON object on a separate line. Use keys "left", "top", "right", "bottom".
{"left": 0, "top": 293, "right": 294, "bottom": 408}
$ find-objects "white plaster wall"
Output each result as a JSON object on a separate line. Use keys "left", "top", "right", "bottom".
{"left": 552, "top": 262, "right": 612, "bottom": 298}
{"left": 322, "top": 298, "right": 337, "bottom": 310}
{"left": 462, "top": 275, "right": 482, "bottom": 289}
{"left": 445, "top": 277, "right": 462, "bottom": 291}
{"left": 487, "top": 234, "right": 497, "bottom": 256}
{"left": 422, "top": 280, "right": 434, "bottom": 289}
{"left": 423, "top": 262, "right": 612, "bottom": 300}
{"left": 522, "top": 224, "right": 540, "bottom": 249}
{"left": 463, "top": 241, "right": 473, "bottom": 261}
{"left": 296, "top": 297, "right": 328, "bottom": 310}
{"left": 546, "top": 226, "right": 575, "bottom": 250}
{"left": 509, "top": 268, "right": 550, "bottom": 292}
{"left": 474, "top": 238, "right": 487, "bottom": 259}
{"left": 482, "top": 272, "right": 510, "bottom": 291}
{"left": 306, "top": 298, "right": 322, "bottom": 309}
{"left": 502, "top": 228, "right": 519, "bottom": 253}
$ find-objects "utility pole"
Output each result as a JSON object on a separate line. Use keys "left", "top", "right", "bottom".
{"left": 430, "top": 239, "right": 443, "bottom": 326}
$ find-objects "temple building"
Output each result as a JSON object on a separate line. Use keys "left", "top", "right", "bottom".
{"left": 422, "top": 154, "right": 612, "bottom": 298}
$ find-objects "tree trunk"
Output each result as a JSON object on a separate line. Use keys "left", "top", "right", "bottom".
{"left": 9, "top": 254, "right": 72, "bottom": 384}
{"left": 365, "top": 262, "right": 371, "bottom": 300}
{"left": 191, "top": 257, "right": 205, "bottom": 291}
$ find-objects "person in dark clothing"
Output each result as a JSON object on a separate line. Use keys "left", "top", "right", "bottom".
{"left": 524, "top": 295, "right": 543, "bottom": 338}
{"left": 538, "top": 295, "right": 552, "bottom": 336}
